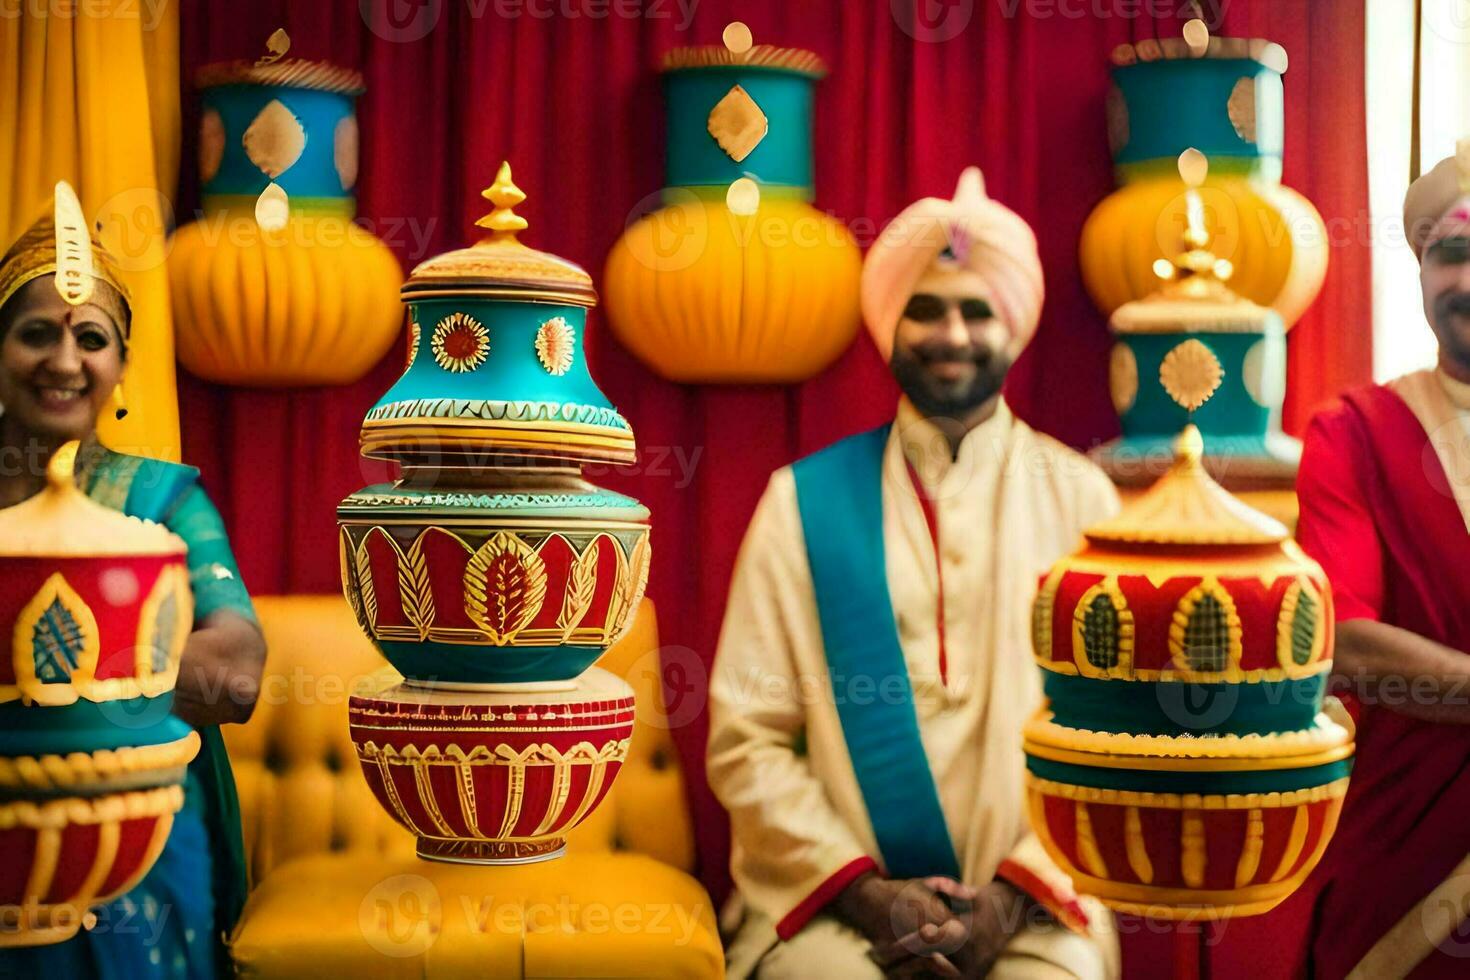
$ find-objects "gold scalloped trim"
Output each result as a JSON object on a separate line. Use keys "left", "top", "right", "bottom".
{"left": 356, "top": 739, "right": 629, "bottom": 766}
{"left": 661, "top": 44, "right": 826, "bottom": 76}
{"left": 1110, "top": 36, "right": 1287, "bottom": 72}
{"left": 0, "top": 733, "right": 200, "bottom": 791}
{"left": 0, "top": 784, "right": 184, "bottom": 829}
{"left": 1025, "top": 710, "right": 1351, "bottom": 760}
{"left": 1026, "top": 772, "right": 1349, "bottom": 810}
{"left": 196, "top": 59, "right": 365, "bottom": 94}
{"left": 1034, "top": 657, "right": 1329, "bottom": 684}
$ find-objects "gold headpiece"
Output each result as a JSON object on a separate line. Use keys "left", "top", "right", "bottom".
{"left": 0, "top": 181, "right": 132, "bottom": 337}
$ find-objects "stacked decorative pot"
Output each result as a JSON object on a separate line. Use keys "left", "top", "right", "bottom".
{"left": 0, "top": 445, "right": 199, "bottom": 945}
{"left": 604, "top": 23, "right": 861, "bottom": 383}
{"left": 1024, "top": 421, "right": 1353, "bottom": 919}
{"left": 1079, "top": 22, "right": 1326, "bottom": 330}
{"left": 170, "top": 53, "right": 403, "bottom": 386}
{"left": 339, "top": 164, "right": 649, "bottom": 864}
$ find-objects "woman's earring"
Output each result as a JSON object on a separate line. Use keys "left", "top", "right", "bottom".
{"left": 110, "top": 385, "right": 128, "bottom": 421}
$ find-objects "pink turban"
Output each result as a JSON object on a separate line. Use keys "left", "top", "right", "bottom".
{"left": 860, "top": 167, "right": 1043, "bottom": 362}
{"left": 1404, "top": 140, "right": 1470, "bottom": 259}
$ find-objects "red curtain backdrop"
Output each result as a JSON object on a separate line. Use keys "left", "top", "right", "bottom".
{"left": 175, "top": 0, "right": 1370, "bottom": 960}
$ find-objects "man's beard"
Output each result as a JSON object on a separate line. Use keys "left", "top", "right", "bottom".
{"left": 890, "top": 343, "right": 1011, "bottom": 422}
{"left": 1433, "top": 290, "right": 1470, "bottom": 373}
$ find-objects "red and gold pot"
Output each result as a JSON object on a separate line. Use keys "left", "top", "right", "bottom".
{"left": 0, "top": 445, "right": 199, "bottom": 945}
{"left": 348, "top": 668, "right": 634, "bottom": 864}
{"left": 1024, "top": 427, "right": 1351, "bottom": 919}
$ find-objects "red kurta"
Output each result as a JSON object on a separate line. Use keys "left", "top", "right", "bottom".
{"left": 1291, "top": 383, "right": 1470, "bottom": 977}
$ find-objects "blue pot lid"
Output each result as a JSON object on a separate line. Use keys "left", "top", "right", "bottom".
{"left": 195, "top": 58, "right": 365, "bottom": 96}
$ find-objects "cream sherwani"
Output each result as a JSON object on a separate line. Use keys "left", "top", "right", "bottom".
{"left": 710, "top": 398, "right": 1122, "bottom": 979}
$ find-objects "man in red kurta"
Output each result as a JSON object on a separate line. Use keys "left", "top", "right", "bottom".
{"left": 1291, "top": 143, "right": 1470, "bottom": 978}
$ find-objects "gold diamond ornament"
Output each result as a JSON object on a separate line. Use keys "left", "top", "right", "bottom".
{"left": 707, "top": 85, "right": 768, "bottom": 163}
{"left": 242, "top": 98, "right": 307, "bottom": 179}
{"left": 1159, "top": 338, "right": 1224, "bottom": 413}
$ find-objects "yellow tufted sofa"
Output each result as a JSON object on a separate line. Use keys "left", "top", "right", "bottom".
{"left": 225, "top": 595, "right": 723, "bottom": 979}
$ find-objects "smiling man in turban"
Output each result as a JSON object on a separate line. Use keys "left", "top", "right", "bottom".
{"left": 1284, "top": 140, "right": 1470, "bottom": 978}
{"left": 709, "top": 169, "right": 1120, "bottom": 979}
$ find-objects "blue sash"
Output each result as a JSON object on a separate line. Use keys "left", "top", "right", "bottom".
{"left": 792, "top": 425, "right": 961, "bottom": 880}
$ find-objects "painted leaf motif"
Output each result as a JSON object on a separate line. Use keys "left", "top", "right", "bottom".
{"left": 32, "top": 597, "right": 85, "bottom": 684}
{"left": 1081, "top": 592, "right": 1120, "bottom": 669}
{"left": 464, "top": 532, "right": 547, "bottom": 644}
{"left": 398, "top": 536, "right": 436, "bottom": 641}
{"left": 602, "top": 538, "right": 631, "bottom": 641}
{"left": 1184, "top": 593, "right": 1230, "bottom": 672}
{"left": 355, "top": 538, "right": 379, "bottom": 632}
{"left": 339, "top": 528, "right": 363, "bottom": 623}
{"left": 558, "top": 537, "right": 599, "bottom": 639}
{"left": 151, "top": 587, "right": 179, "bottom": 675}
{"left": 1290, "top": 586, "right": 1318, "bottom": 666}
{"left": 608, "top": 533, "right": 651, "bottom": 646}
{"left": 625, "top": 536, "right": 651, "bottom": 616}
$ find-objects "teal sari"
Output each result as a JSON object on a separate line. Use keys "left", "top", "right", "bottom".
{"left": 2, "top": 449, "right": 254, "bottom": 979}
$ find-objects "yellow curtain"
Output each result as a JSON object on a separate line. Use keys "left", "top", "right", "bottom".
{"left": 1, "top": 0, "right": 182, "bottom": 460}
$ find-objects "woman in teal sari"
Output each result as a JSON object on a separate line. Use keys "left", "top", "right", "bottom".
{"left": 0, "top": 191, "right": 265, "bottom": 978}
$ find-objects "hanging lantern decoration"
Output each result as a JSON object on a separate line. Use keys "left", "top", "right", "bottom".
{"left": 339, "top": 163, "right": 649, "bottom": 865}
{"left": 1079, "top": 20, "right": 1327, "bottom": 329}
{"left": 604, "top": 22, "right": 861, "bottom": 383}
{"left": 169, "top": 31, "right": 403, "bottom": 386}
{"left": 1025, "top": 369, "right": 1353, "bottom": 919}
{"left": 0, "top": 445, "right": 199, "bottom": 945}
{"left": 1093, "top": 149, "right": 1299, "bottom": 490}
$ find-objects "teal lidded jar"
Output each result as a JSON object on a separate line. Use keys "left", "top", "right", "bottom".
{"left": 195, "top": 59, "right": 366, "bottom": 217}
{"left": 362, "top": 167, "right": 634, "bottom": 468}
{"left": 340, "top": 164, "right": 649, "bottom": 686}
{"left": 661, "top": 43, "right": 827, "bottom": 197}
{"left": 1110, "top": 40, "right": 1285, "bottom": 182}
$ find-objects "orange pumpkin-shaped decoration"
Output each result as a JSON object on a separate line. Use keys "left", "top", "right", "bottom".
{"left": 603, "top": 26, "right": 861, "bottom": 383}
{"left": 169, "top": 55, "right": 403, "bottom": 386}
{"left": 1079, "top": 26, "right": 1327, "bottom": 328}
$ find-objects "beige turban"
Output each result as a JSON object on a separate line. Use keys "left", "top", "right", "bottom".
{"left": 860, "top": 167, "right": 1043, "bottom": 362}
{"left": 1404, "top": 139, "right": 1470, "bottom": 259}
